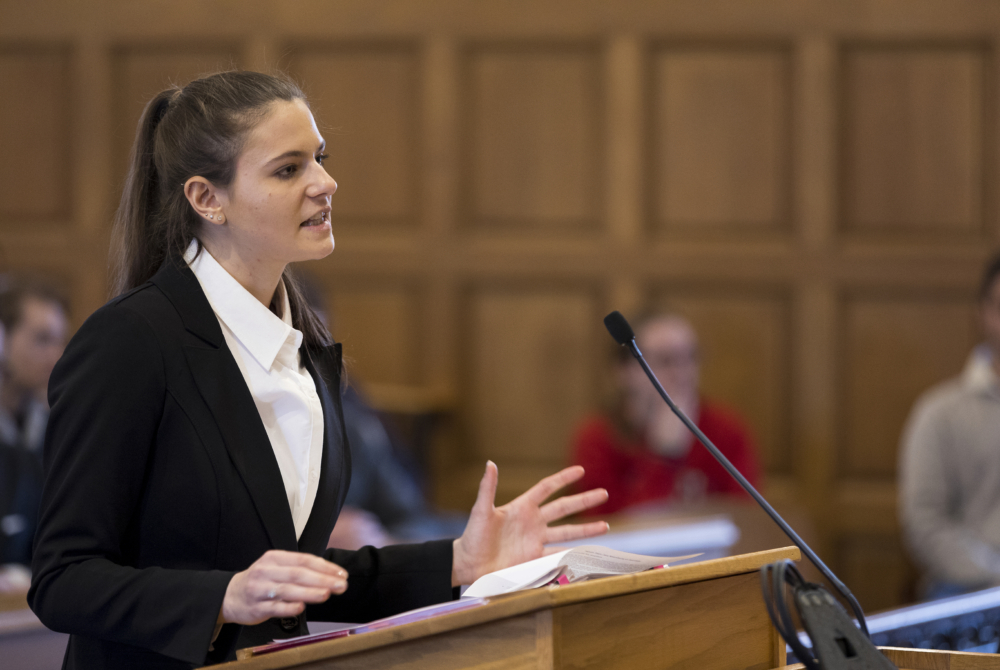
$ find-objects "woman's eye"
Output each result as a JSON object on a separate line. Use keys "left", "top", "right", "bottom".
{"left": 276, "top": 165, "right": 297, "bottom": 179}
{"left": 316, "top": 153, "right": 329, "bottom": 166}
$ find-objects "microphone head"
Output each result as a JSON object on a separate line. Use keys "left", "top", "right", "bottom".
{"left": 604, "top": 311, "right": 635, "bottom": 345}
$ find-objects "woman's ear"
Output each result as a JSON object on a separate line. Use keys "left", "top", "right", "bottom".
{"left": 184, "top": 176, "right": 227, "bottom": 225}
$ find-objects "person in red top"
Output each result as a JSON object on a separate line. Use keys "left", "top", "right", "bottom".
{"left": 573, "top": 313, "right": 761, "bottom": 516}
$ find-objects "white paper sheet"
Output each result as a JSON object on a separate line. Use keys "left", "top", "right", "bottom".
{"left": 463, "top": 545, "right": 699, "bottom": 598}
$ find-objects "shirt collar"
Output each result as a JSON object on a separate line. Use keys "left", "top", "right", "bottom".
{"left": 962, "top": 344, "right": 1000, "bottom": 396}
{"left": 184, "top": 240, "right": 303, "bottom": 371}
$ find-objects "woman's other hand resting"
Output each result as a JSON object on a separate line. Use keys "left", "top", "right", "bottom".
{"left": 221, "top": 550, "right": 348, "bottom": 625}
{"left": 451, "top": 462, "right": 609, "bottom": 587}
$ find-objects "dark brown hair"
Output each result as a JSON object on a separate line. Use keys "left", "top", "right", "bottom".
{"left": 109, "top": 70, "right": 331, "bottom": 351}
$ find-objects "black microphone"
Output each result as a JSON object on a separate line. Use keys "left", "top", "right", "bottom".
{"left": 603, "top": 310, "right": 870, "bottom": 636}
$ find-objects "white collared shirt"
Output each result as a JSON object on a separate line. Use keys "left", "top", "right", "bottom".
{"left": 185, "top": 241, "right": 324, "bottom": 539}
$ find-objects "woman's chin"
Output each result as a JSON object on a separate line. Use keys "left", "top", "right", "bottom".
{"left": 297, "top": 235, "right": 335, "bottom": 262}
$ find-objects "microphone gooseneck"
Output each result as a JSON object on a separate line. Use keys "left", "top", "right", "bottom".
{"left": 603, "top": 311, "right": 870, "bottom": 637}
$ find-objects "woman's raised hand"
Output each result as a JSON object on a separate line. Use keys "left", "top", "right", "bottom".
{"left": 451, "top": 462, "right": 609, "bottom": 587}
{"left": 221, "top": 550, "right": 348, "bottom": 625}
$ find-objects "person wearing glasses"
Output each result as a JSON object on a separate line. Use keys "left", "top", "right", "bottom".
{"left": 572, "top": 313, "right": 760, "bottom": 515}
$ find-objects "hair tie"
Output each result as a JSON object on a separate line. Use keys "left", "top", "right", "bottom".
{"left": 153, "top": 88, "right": 182, "bottom": 126}
{"left": 152, "top": 97, "right": 171, "bottom": 126}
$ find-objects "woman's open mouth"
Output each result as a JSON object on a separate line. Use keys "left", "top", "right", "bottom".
{"left": 301, "top": 211, "right": 330, "bottom": 227}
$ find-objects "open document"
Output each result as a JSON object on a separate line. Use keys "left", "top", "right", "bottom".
{"left": 463, "top": 545, "right": 699, "bottom": 598}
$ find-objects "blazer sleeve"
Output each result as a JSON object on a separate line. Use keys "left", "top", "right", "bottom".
{"left": 307, "top": 540, "right": 457, "bottom": 623}
{"left": 29, "top": 304, "right": 234, "bottom": 666}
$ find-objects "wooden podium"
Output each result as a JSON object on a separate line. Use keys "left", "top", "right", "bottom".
{"left": 5, "top": 548, "right": 1000, "bottom": 669}
{"left": 214, "top": 547, "right": 798, "bottom": 670}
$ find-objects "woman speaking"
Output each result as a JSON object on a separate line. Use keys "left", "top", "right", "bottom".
{"left": 28, "top": 71, "right": 608, "bottom": 669}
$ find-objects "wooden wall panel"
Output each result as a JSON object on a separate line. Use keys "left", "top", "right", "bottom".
{"left": 838, "top": 534, "right": 914, "bottom": 612}
{"left": 327, "top": 280, "right": 424, "bottom": 387}
{"left": 465, "top": 286, "right": 598, "bottom": 475}
{"left": 841, "top": 293, "right": 978, "bottom": 477}
{"left": 650, "top": 288, "right": 792, "bottom": 475}
{"left": 650, "top": 45, "right": 791, "bottom": 233}
{"left": 111, "top": 47, "right": 241, "bottom": 193}
{"left": 841, "top": 44, "right": 989, "bottom": 234}
{"left": 288, "top": 44, "right": 420, "bottom": 229}
{"left": 465, "top": 44, "right": 602, "bottom": 228}
{"left": 0, "top": 46, "right": 71, "bottom": 224}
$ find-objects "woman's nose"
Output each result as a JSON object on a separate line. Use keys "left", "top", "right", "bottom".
{"left": 308, "top": 166, "right": 338, "bottom": 198}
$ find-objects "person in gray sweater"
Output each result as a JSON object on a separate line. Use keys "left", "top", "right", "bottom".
{"left": 900, "top": 253, "right": 1000, "bottom": 599}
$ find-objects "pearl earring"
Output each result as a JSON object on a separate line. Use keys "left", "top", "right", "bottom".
{"left": 207, "top": 214, "right": 214, "bottom": 220}
{"left": 218, "top": 215, "right": 225, "bottom": 223}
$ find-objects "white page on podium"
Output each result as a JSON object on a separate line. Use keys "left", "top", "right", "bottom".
{"left": 463, "top": 545, "right": 699, "bottom": 598}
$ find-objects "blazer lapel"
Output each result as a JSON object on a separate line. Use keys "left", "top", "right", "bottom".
{"left": 297, "top": 344, "right": 351, "bottom": 554}
{"left": 151, "top": 258, "right": 298, "bottom": 552}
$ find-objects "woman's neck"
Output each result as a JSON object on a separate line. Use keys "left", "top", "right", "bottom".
{"left": 198, "top": 238, "right": 284, "bottom": 307}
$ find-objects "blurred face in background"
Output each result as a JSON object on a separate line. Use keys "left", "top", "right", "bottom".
{"left": 619, "top": 316, "right": 701, "bottom": 456}
{"left": 4, "top": 297, "right": 68, "bottom": 398}
{"left": 982, "top": 275, "right": 1000, "bottom": 363}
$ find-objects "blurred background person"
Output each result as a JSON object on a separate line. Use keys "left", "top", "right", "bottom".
{"left": 326, "top": 384, "right": 467, "bottom": 550}
{"left": 297, "top": 273, "right": 466, "bottom": 550}
{"left": 0, "top": 299, "right": 44, "bottom": 589}
{"left": 0, "top": 439, "right": 42, "bottom": 588}
{"left": 900, "top": 252, "right": 1000, "bottom": 600}
{"left": 0, "top": 277, "right": 70, "bottom": 460}
{"left": 572, "top": 313, "right": 761, "bottom": 516}
{"left": 0, "top": 276, "right": 65, "bottom": 590}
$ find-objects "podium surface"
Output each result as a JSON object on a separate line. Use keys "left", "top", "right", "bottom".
{"left": 215, "top": 546, "right": 799, "bottom": 670}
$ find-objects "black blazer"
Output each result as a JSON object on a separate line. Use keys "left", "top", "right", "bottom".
{"left": 28, "top": 259, "right": 455, "bottom": 669}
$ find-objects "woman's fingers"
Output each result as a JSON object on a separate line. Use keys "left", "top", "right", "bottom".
{"left": 222, "top": 551, "right": 351, "bottom": 625}
{"left": 267, "top": 600, "right": 307, "bottom": 617}
{"left": 251, "top": 598, "right": 306, "bottom": 620}
{"left": 538, "top": 488, "right": 608, "bottom": 523}
{"left": 256, "top": 565, "right": 347, "bottom": 592}
{"left": 232, "top": 598, "right": 306, "bottom": 626}
{"left": 266, "top": 550, "right": 347, "bottom": 577}
{"left": 522, "top": 466, "right": 585, "bottom": 506}
{"left": 471, "top": 461, "right": 499, "bottom": 515}
{"left": 543, "top": 520, "right": 610, "bottom": 545}
{"left": 260, "top": 583, "right": 336, "bottom": 604}
{"left": 253, "top": 551, "right": 348, "bottom": 591}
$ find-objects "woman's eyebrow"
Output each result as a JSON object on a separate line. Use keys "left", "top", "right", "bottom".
{"left": 266, "top": 141, "right": 326, "bottom": 166}
{"left": 267, "top": 150, "right": 305, "bottom": 164}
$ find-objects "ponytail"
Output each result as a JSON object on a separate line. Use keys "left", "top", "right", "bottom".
{"left": 109, "top": 88, "right": 179, "bottom": 298}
